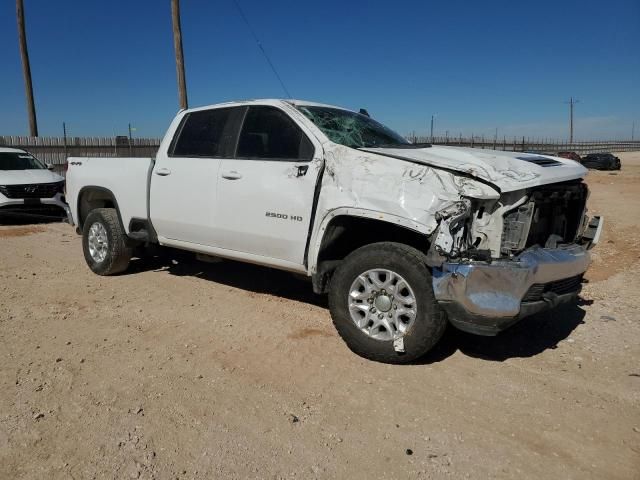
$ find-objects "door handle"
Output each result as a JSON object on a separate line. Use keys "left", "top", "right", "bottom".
{"left": 221, "top": 170, "right": 242, "bottom": 180}
{"left": 155, "top": 168, "right": 172, "bottom": 176}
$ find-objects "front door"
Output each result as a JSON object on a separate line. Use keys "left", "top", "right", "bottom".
{"left": 214, "top": 105, "right": 322, "bottom": 265}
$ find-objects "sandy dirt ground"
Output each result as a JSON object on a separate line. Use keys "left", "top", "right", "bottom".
{"left": 1, "top": 152, "right": 639, "bottom": 480}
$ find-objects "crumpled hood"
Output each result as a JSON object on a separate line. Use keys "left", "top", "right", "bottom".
{"left": 360, "top": 145, "right": 588, "bottom": 192}
{"left": 0, "top": 169, "right": 63, "bottom": 185}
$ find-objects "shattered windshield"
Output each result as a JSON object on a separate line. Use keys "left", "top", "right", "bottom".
{"left": 296, "top": 106, "right": 410, "bottom": 149}
{"left": 0, "top": 152, "right": 46, "bottom": 170}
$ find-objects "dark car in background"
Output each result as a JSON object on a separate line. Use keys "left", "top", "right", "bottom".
{"left": 581, "top": 153, "right": 621, "bottom": 170}
{"left": 557, "top": 151, "right": 582, "bottom": 162}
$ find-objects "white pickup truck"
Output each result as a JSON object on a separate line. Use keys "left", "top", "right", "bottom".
{"left": 66, "top": 99, "right": 602, "bottom": 363}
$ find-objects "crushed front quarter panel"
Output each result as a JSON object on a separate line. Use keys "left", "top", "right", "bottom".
{"left": 308, "top": 144, "right": 500, "bottom": 272}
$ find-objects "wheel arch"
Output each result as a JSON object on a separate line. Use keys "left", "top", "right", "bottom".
{"left": 77, "top": 186, "right": 125, "bottom": 233}
{"left": 309, "top": 210, "right": 432, "bottom": 294}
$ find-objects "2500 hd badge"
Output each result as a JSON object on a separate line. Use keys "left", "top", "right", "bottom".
{"left": 265, "top": 211, "right": 303, "bottom": 222}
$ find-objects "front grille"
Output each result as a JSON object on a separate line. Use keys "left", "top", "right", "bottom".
{"left": 501, "top": 181, "right": 588, "bottom": 255}
{"left": 0, "top": 182, "right": 63, "bottom": 199}
{"left": 522, "top": 274, "right": 583, "bottom": 303}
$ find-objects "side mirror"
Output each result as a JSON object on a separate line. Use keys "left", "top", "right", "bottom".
{"left": 46, "top": 163, "right": 55, "bottom": 171}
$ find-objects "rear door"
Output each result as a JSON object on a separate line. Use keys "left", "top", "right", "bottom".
{"left": 150, "top": 106, "right": 243, "bottom": 246}
{"left": 213, "top": 105, "right": 323, "bottom": 265}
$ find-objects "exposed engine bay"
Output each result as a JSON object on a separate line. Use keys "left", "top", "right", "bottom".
{"left": 429, "top": 180, "right": 591, "bottom": 264}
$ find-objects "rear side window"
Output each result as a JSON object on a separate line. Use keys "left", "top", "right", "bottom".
{"left": 171, "top": 108, "right": 233, "bottom": 157}
{"left": 236, "top": 106, "right": 313, "bottom": 161}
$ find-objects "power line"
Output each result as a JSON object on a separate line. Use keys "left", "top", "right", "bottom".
{"left": 232, "top": 0, "right": 292, "bottom": 99}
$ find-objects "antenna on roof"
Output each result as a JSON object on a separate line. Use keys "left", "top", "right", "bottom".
{"left": 232, "top": 0, "right": 292, "bottom": 99}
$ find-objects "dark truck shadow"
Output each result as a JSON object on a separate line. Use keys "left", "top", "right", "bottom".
{"left": 127, "top": 247, "right": 587, "bottom": 363}
{"left": 0, "top": 212, "right": 66, "bottom": 226}
{"left": 418, "top": 303, "right": 587, "bottom": 364}
{"left": 127, "top": 246, "right": 327, "bottom": 308}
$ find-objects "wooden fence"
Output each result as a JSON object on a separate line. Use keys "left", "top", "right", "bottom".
{"left": 0, "top": 135, "right": 161, "bottom": 174}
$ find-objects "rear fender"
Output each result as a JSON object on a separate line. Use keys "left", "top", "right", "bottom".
{"left": 77, "top": 186, "right": 126, "bottom": 233}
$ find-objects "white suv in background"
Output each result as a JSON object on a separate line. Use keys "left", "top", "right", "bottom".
{"left": 0, "top": 147, "right": 70, "bottom": 220}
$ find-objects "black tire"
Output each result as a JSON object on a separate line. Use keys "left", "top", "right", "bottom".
{"left": 82, "top": 208, "right": 132, "bottom": 275}
{"left": 328, "top": 242, "right": 446, "bottom": 364}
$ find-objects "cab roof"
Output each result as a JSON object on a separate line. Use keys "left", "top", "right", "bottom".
{"left": 183, "top": 98, "right": 354, "bottom": 114}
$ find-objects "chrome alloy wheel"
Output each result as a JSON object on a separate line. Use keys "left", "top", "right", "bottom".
{"left": 87, "top": 222, "right": 109, "bottom": 263}
{"left": 348, "top": 269, "right": 417, "bottom": 341}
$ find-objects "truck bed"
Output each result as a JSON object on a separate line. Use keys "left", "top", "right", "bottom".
{"left": 66, "top": 157, "right": 153, "bottom": 233}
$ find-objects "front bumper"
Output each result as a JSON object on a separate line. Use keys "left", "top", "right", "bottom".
{"left": 432, "top": 244, "right": 591, "bottom": 336}
{"left": 0, "top": 193, "right": 72, "bottom": 223}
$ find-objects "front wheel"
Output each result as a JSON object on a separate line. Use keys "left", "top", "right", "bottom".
{"left": 82, "top": 208, "right": 132, "bottom": 275}
{"left": 328, "top": 242, "right": 446, "bottom": 364}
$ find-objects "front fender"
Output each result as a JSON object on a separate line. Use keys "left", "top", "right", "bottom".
{"left": 307, "top": 208, "right": 433, "bottom": 274}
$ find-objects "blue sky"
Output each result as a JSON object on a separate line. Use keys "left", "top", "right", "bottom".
{"left": 1, "top": 0, "right": 638, "bottom": 140}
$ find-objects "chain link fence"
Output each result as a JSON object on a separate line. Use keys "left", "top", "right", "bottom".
{"left": 409, "top": 135, "right": 640, "bottom": 154}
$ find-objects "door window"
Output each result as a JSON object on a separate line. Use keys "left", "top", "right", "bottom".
{"left": 171, "top": 108, "right": 234, "bottom": 157}
{"left": 236, "top": 106, "right": 313, "bottom": 161}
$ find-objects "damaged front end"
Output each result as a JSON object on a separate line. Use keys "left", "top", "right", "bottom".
{"left": 427, "top": 180, "right": 603, "bottom": 335}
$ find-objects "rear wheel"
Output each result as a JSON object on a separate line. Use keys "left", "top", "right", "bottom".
{"left": 328, "top": 242, "right": 446, "bottom": 364}
{"left": 82, "top": 208, "right": 132, "bottom": 275}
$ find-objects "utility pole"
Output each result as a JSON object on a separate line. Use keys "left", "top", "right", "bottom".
{"left": 63, "top": 122, "right": 68, "bottom": 161}
{"left": 565, "top": 97, "right": 579, "bottom": 144}
{"left": 430, "top": 114, "right": 435, "bottom": 142}
{"left": 128, "top": 123, "right": 133, "bottom": 156}
{"left": 16, "top": 0, "right": 38, "bottom": 136}
{"left": 171, "top": 0, "right": 188, "bottom": 110}
{"left": 632, "top": 120, "right": 635, "bottom": 141}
